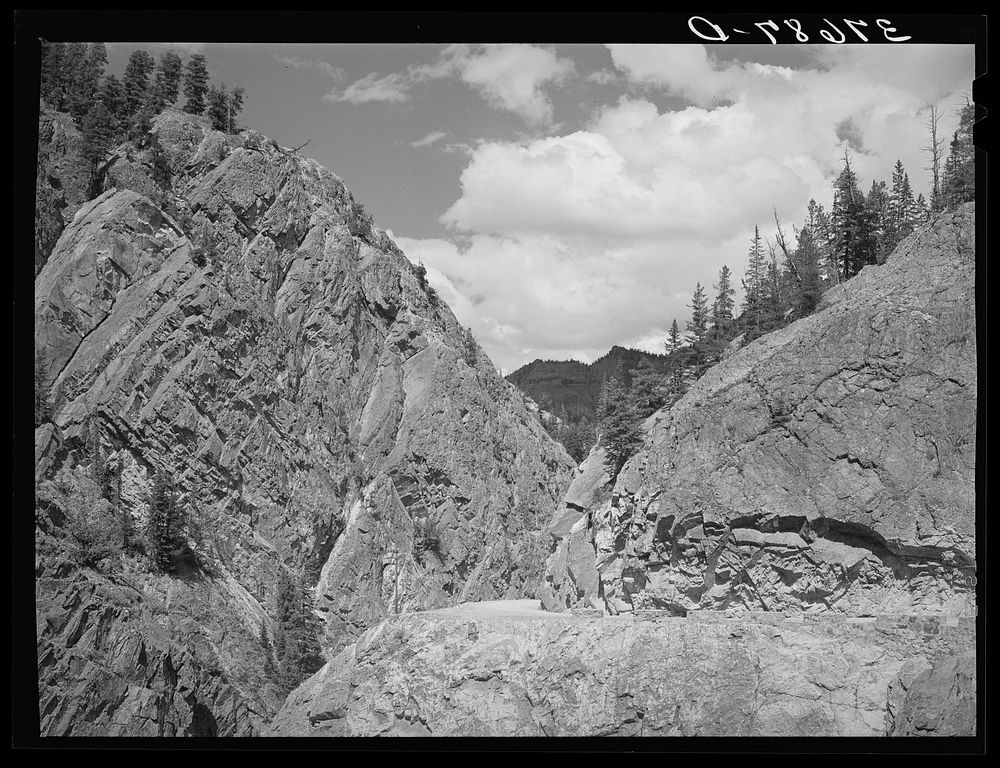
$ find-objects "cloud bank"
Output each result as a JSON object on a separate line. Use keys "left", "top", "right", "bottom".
{"left": 392, "top": 44, "right": 974, "bottom": 373}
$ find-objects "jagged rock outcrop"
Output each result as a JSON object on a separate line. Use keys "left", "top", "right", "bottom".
{"left": 34, "top": 108, "right": 574, "bottom": 735}
{"left": 543, "top": 205, "right": 977, "bottom": 618}
{"left": 539, "top": 445, "right": 610, "bottom": 611}
{"left": 269, "top": 601, "right": 974, "bottom": 736}
{"left": 36, "top": 552, "right": 276, "bottom": 736}
{"left": 35, "top": 104, "right": 92, "bottom": 275}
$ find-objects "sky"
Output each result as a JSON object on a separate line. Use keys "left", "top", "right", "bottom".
{"left": 106, "top": 43, "right": 975, "bottom": 373}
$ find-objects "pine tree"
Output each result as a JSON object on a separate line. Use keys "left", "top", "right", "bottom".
{"left": 664, "top": 318, "right": 682, "bottom": 357}
{"left": 742, "top": 226, "right": 766, "bottom": 329}
{"left": 206, "top": 83, "right": 228, "bottom": 131}
{"left": 122, "top": 50, "right": 156, "bottom": 120}
{"left": 183, "top": 54, "right": 210, "bottom": 115}
{"left": 831, "top": 154, "right": 871, "bottom": 279}
{"left": 460, "top": 326, "right": 478, "bottom": 367}
{"left": 663, "top": 318, "right": 686, "bottom": 404}
{"left": 712, "top": 265, "right": 735, "bottom": 331}
{"left": 40, "top": 40, "right": 65, "bottom": 104}
{"left": 96, "top": 74, "right": 126, "bottom": 142}
{"left": 151, "top": 50, "right": 184, "bottom": 111}
{"left": 206, "top": 83, "right": 246, "bottom": 133}
{"left": 273, "top": 570, "right": 324, "bottom": 694}
{"left": 629, "top": 357, "right": 666, "bottom": 418}
{"left": 56, "top": 42, "right": 87, "bottom": 113}
{"left": 686, "top": 282, "right": 709, "bottom": 343}
{"left": 806, "top": 199, "right": 837, "bottom": 284}
{"left": 887, "top": 160, "right": 916, "bottom": 251}
{"left": 597, "top": 363, "right": 642, "bottom": 477}
{"left": 147, "top": 469, "right": 186, "bottom": 573}
{"left": 942, "top": 100, "right": 975, "bottom": 208}
{"left": 865, "top": 179, "right": 890, "bottom": 263}
{"left": 68, "top": 43, "right": 108, "bottom": 123}
{"left": 791, "top": 224, "right": 822, "bottom": 316}
{"left": 226, "top": 87, "right": 245, "bottom": 133}
{"left": 80, "top": 102, "right": 115, "bottom": 196}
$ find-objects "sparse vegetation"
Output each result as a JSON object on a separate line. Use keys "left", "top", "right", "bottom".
{"left": 39, "top": 465, "right": 123, "bottom": 570}
{"left": 597, "top": 363, "right": 643, "bottom": 477}
{"left": 272, "top": 570, "right": 324, "bottom": 694}
{"left": 147, "top": 469, "right": 188, "bottom": 573}
{"left": 460, "top": 327, "right": 478, "bottom": 367}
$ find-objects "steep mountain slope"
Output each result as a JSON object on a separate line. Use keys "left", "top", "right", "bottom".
{"left": 34, "top": 108, "right": 574, "bottom": 735}
{"left": 542, "top": 205, "right": 977, "bottom": 617}
{"left": 35, "top": 103, "right": 92, "bottom": 276}
{"left": 507, "top": 346, "right": 669, "bottom": 421}
{"left": 271, "top": 204, "right": 977, "bottom": 738}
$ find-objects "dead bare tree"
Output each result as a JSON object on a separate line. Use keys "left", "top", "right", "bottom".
{"left": 772, "top": 208, "right": 798, "bottom": 285}
{"left": 924, "top": 103, "right": 944, "bottom": 212}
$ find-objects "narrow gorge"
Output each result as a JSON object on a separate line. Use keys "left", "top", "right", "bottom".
{"left": 28, "top": 39, "right": 979, "bottom": 742}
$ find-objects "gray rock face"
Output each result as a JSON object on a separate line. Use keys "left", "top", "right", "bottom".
{"left": 36, "top": 553, "right": 276, "bottom": 736}
{"left": 34, "top": 109, "right": 574, "bottom": 735}
{"left": 544, "top": 205, "right": 977, "bottom": 618}
{"left": 35, "top": 104, "right": 92, "bottom": 275}
{"left": 886, "top": 652, "right": 976, "bottom": 736}
{"left": 539, "top": 445, "right": 609, "bottom": 611}
{"left": 269, "top": 602, "right": 974, "bottom": 737}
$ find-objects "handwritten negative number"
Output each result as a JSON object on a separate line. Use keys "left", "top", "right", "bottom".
{"left": 876, "top": 19, "right": 912, "bottom": 42}
{"left": 784, "top": 19, "right": 809, "bottom": 42}
{"left": 755, "top": 20, "right": 780, "bottom": 45}
{"left": 689, "top": 16, "right": 911, "bottom": 44}
{"left": 843, "top": 19, "right": 868, "bottom": 42}
{"left": 819, "top": 18, "right": 847, "bottom": 43}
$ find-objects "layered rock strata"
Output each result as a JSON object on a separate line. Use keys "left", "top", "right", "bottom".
{"left": 34, "top": 109, "right": 574, "bottom": 734}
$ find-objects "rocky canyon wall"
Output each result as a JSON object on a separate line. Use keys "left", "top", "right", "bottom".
{"left": 34, "top": 109, "right": 574, "bottom": 735}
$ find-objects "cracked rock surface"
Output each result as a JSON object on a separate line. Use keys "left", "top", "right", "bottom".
{"left": 269, "top": 602, "right": 974, "bottom": 737}
{"left": 34, "top": 109, "right": 573, "bottom": 735}
{"left": 542, "top": 206, "right": 976, "bottom": 619}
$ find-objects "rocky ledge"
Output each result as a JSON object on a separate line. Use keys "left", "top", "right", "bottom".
{"left": 269, "top": 600, "right": 975, "bottom": 737}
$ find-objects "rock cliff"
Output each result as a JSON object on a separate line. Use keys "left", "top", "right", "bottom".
{"left": 271, "top": 204, "right": 977, "bottom": 739}
{"left": 34, "top": 108, "right": 574, "bottom": 735}
{"left": 541, "top": 205, "right": 977, "bottom": 618}
{"left": 35, "top": 104, "right": 92, "bottom": 276}
{"left": 270, "top": 601, "right": 974, "bottom": 737}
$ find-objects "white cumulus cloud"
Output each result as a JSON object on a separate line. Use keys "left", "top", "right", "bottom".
{"left": 324, "top": 71, "right": 411, "bottom": 104}
{"left": 397, "top": 44, "right": 974, "bottom": 371}
{"left": 324, "top": 44, "right": 575, "bottom": 125}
